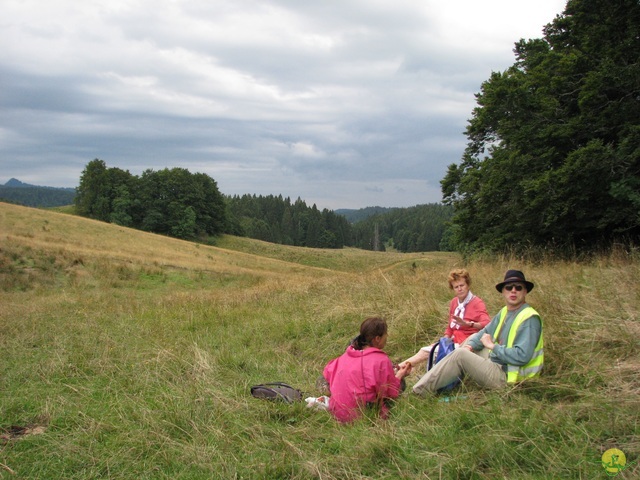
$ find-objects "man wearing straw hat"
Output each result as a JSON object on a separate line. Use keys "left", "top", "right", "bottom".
{"left": 412, "top": 269, "right": 543, "bottom": 394}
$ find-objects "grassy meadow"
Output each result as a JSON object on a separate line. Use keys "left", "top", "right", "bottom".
{"left": 1, "top": 201, "right": 638, "bottom": 479}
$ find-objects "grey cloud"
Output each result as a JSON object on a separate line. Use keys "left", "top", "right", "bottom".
{"left": 0, "top": 0, "right": 567, "bottom": 208}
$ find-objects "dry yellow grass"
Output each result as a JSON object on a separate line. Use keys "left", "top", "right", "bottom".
{"left": 1, "top": 202, "right": 346, "bottom": 279}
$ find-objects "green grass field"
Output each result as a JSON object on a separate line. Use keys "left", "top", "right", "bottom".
{"left": 1, "top": 202, "right": 638, "bottom": 479}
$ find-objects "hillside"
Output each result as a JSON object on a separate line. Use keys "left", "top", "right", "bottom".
{"left": 0, "top": 201, "right": 638, "bottom": 479}
{"left": 0, "top": 202, "right": 432, "bottom": 283}
{"left": 0, "top": 178, "right": 76, "bottom": 208}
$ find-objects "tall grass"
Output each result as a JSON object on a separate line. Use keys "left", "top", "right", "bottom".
{"left": 1, "top": 202, "right": 638, "bottom": 479}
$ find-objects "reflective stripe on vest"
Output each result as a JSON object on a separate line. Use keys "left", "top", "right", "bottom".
{"left": 493, "top": 306, "right": 544, "bottom": 383}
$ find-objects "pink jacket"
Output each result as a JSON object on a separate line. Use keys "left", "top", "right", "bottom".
{"left": 444, "top": 296, "right": 490, "bottom": 344}
{"left": 323, "top": 346, "right": 401, "bottom": 423}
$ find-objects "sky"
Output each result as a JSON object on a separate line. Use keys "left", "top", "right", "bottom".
{"left": 1, "top": 0, "right": 567, "bottom": 210}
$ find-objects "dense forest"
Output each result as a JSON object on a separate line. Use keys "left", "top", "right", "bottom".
{"left": 335, "top": 206, "right": 397, "bottom": 224}
{"left": 351, "top": 204, "right": 453, "bottom": 252}
{"left": 225, "top": 195, "right": 453, "bottom": 251}
{"left": 442, "top": 0, "right": 640, "bottom": 255}
{"left": 70, "top": 159, "right": 452, "bottom": 251}
{"left": 0, "top": 179, "right": 75, "bottom": 208}
{"left": 224, "top": 194, "right": 353, "bottom": 249}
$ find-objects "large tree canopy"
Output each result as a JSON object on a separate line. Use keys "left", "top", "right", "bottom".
{"left": 75, "top": 160, "right": 226, "bottom": 239}
{"left": 441, "top": 0, "right": 640, "bottom": 254}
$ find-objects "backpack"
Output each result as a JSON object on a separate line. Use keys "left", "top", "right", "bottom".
{"left": 250, "top": 382, "right": 303, "bottom": 404}
{"left": 427, "top": 337, "right": 455, "bottom": 370}
{"left": 427, "top": 337, "right": 460, "bottom": 392}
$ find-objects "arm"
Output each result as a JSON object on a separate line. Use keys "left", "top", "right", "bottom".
{"left": 377, "top": 358, "right": 403, "bottom": 400}
{"left": 322, "top": 357, "right": 338, "bottom": 386}
{"left": 466, "top": 310, "right": 501, "bottom": 351}
{"left": 450, "top": 298, "right": 490, "bottom": 332}
{"left": 471, "top": 298, "right": 491, "bottom": 328}
{"left": 399, "top": 348, "right": 430, "bottom": 368}
{"left": 482, "top": 316, "right": 542, "bottom": 366}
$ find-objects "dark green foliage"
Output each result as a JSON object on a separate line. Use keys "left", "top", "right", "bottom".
{"left": 75, "top": 159, "right": 226, "bottom": 239}
{"left": 75, "top": 159, "right": 133, "bottom": 222}
{"left": 135, "top": 167, "right": 226, "bottom": 238}
{"left": 224, "top": 194, "right": 353, "bottom": 249}
{"left": 351, "top": 203, "right": 454, "bottom": 252}
{"left": 109, "top": 185, "right": 134, "bottom": 227}
{"left": 441, "top": 0, "right": 640, "bottom": 255}
{"left": 335, "top": 206, "right": 397, "bottom": 223}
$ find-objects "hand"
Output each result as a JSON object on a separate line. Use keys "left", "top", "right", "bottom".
{"left": 451, "top": 315, "right": 469, "bottom": 328}
{"left": 396, "top": 362, "right": 412, "bottom": 379}
{"left": 480, "top": 333, "right": 495, "bottom": 350}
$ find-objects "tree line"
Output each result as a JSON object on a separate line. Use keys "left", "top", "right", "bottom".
{"left": 351, "top": 204, "right": 453, "bottom": 252}
{"left": 441, "top": 0, "right": 640, "bottom": 255}
{"left": 226, "top": 195, "right": 454, "bottom": 251}
{"left": 73, "top": 159, "right": 453, "bottom": 251}
{"left": 0, "top": 186, "right": 75, "bottom": 208}
{"left": 224, "top": 194, "right": 352, "bottom": 248}
{"left": 0, "top": 178, "right": 75, "bottom": 208}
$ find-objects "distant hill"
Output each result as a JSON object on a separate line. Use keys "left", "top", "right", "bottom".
{"left": 3, "top": 178, "right": 76, "bottom": 191}
{"left": 335, "top": 206, "right": 398, "bottom": 223}
{"left": 0, "top": 178, "right": 76, "bottom": 207}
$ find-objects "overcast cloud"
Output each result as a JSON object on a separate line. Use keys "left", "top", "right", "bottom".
{"left": 1, "top": 0, "right": 566, "bottom": 209}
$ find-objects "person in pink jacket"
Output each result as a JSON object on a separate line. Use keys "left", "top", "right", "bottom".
{"left": 322, "top": 317, "right": 412, "bottom": 423}
{"left": 400, "top": 269, "right": 490, "bottom": 369}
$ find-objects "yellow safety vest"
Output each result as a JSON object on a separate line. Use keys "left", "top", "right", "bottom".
{"left": 493, "top": 306, "right": 544, "bottom": 383}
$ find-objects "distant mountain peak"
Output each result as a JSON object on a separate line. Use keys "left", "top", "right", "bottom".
{"left": 2, "top": 178, "right": 75, "bottom": 192}
{"left": 5, "top": 178, "right": 28, "bottom": 187}
{"left": 0, "top": 178, "right": 76, "bottom": 207}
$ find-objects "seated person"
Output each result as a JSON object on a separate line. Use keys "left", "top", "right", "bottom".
{"left": 412, "top": 269, "right": 543, "bottom": 394}
{"left": 322, "top": 317, "right": 411, "bottom": 423}
{"left": 400, "top": 268, "right": 490, "bottom": 369}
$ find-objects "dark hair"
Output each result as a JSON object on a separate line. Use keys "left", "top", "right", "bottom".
{"left": 351, "top": 317, "right": 388, "bottom": 350}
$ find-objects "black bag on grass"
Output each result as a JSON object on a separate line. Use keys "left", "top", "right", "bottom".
{"left": 250, "top": 382, "right": 303, "bottom": 404}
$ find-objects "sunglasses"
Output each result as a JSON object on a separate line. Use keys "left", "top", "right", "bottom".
{"left": 504, "top": 284, "right": 524, "bottom": 292}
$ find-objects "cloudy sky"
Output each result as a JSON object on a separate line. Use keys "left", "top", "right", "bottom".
{"left": 1, "top": 0, "right": 566, "bottom": 210}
